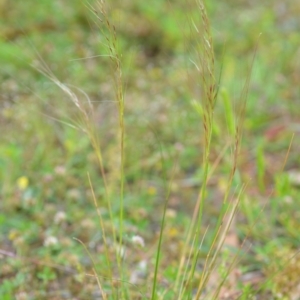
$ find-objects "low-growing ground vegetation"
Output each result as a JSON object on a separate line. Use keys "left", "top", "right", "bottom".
{"left": 1, "top": 0, "right": 300, "bottom": 299}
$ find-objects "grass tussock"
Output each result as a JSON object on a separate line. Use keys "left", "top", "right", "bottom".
{"left": 36, "top": 1, "right": 255, "bottom": 298}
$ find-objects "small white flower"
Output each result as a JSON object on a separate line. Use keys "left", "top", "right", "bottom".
{"left": 166, "top": 208, "right": 177, "bottom": 218}
{"left": 284, "top": 196, "right": 293, "bottom": 204}
{"left": 54, "top": 211, "right": 66, "bottom": 224}
{"left": 44, "top": 236, "right": 59, "bottom": 247}
{"left": 131, "top": 235, "right": 145, "bottom": 248}
{"left": 54, "top": 165, "right": 66, "bottom": 175}
{"left": 130, "top": 259, "right": 148, "bottom": 284}
{"left": 15, "top": 292, "right": 28, "bottom": 300}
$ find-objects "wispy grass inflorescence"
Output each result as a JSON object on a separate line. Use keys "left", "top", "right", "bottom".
{"left": 34, "top": 0, "right": 129, "bottom": 295}
{"left": 89, "top": 0, "right": 126, "bottom": 248}
{"left": 175, "top": 1, "right": 220, "bottom": 296}
{"left": 174, "top": 1, "right": 258, "bottom": 298}
{"left": 34, "top": 0, "right": 256, "bottom": 298}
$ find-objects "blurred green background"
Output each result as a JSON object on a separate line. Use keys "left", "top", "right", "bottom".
{"left": 1, "top": 0, "right": 300, "bottom": 298}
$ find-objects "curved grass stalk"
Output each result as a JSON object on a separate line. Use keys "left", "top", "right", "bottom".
{"left": 90, "top": 2, "right": 129, "bottom": 298}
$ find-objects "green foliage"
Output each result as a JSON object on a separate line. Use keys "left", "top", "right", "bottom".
{"left": 37, "top": 267, "right": 57, "bottom": 285}
{"left": 1, "top": 0, "right": 300, "bottom": 298}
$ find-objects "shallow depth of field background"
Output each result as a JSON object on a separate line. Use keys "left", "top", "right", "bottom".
{"left": 1, "top": 0, "right": 300, "bottom": 299}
